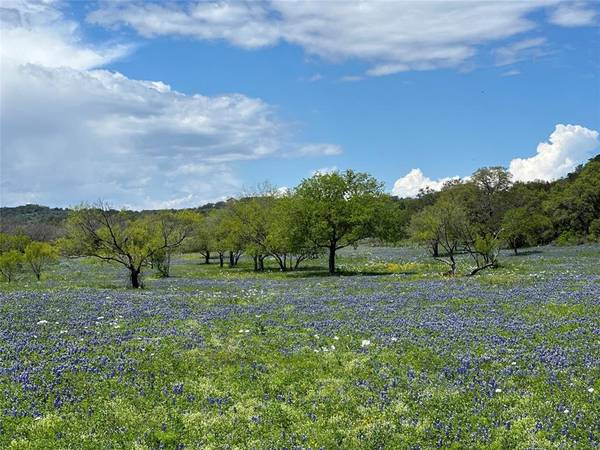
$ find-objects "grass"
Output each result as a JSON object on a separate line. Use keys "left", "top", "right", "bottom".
{"left": 1, "top": 245, "right": 599, "bottom": 448}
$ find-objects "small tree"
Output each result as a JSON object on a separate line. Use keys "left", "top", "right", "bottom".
{"left": 65, "top": 203, "right": 192, "bottom": 288}
{"left": 0, "top": 250, "right": 23, "bottom": 282}
{"left": 295, "top": 170, "right": 385, "bottom": 274}
{"left": 501, "top": 208, "right": 530, "bottom": 255}
{"left": 148, "top": 211, "right": 197, "bottom": 278}
{"left": 267, "top": 195, "right": 323, "bottom": 271}
{"left": 0, "top": 232, "right": 31, "bottom": 253}
{"left": 410, "top": 200, "right": 469, "bottom": 275}
{"left": 187, "top": 213, "right": 214, "bottom": 264}
{"left": 24, "top": 242, "right": 57, "bottom": 280}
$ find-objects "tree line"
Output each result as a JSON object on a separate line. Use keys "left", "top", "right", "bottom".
{"left": 1, "top": 155, "right": 598, "bottom": 286}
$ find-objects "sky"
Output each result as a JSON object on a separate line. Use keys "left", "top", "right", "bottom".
{"left": 1, "top": 0, "right": 599, "bottom": 209}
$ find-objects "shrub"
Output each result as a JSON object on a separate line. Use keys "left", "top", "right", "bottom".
{"left": 24, "top": 242, "right": 58, "bottom": 280}
{"left": 0, "top": 250, "right": 23, "bottom": 282}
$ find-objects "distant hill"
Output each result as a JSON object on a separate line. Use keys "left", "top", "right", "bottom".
{"left": 0, "top": 201, "right": 232, "bottom": 241}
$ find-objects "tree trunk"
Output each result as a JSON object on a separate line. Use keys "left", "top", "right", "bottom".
{"left": 328, "top": 245, "right": 336, "bottom": 274}
{"left": 205, "top": 252, "right": 210, "bottom": 264}
{"left": 253, "top": 255, "right": 258, "bottom": 271}
{"left": 432, "top": 241, "right": 439, "bottom": 258}
{"left": 449, "top": 255, "right": 456, "bottom": 276}
{"left": 130, "top": 268, "right": 141, "bottom": 289}
{"left": 259, "top": 255, "right": 265, "bottom": 271}
{"left": 219, "top": 253, "right": 224, "bottom": 268}
{"left": 514, "top": 247, "right": 518, "bottom": 255}
{"left": 229, "top": 251, "right": 234, "bottom": 268}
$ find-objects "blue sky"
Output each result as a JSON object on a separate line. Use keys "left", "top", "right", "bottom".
{"left": 1, "top": 0, "right": 599, "bottom": 208}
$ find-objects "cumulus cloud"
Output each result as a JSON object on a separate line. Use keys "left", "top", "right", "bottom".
{"left": 88, "top": 0, "right": 575, "bottom": 77}
{"left": 392, "top": 124, "right": 599, "bottom": 198}
{"left": 549, "top": 2, "right": 598, "bottom": 27}
{"left": 1, "top": 0, "right": 131, "bottom": 69}
{"left": 509, "top": 124, "right": 599, "bottom": 182}
{"left": 0, "top": 1, "right": 339, "bottom": 209}
{"left": 392, "top": 169, "right": 460, "bottom": 198}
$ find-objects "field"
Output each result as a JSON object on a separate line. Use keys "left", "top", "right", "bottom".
{"left": 1, "top": 245, "right": 599, "bottom": 449}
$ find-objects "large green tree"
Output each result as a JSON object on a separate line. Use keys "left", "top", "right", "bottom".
{"left": 295, "top": 170, "right": 385, "bottom": 274}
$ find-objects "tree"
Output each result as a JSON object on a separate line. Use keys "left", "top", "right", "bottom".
{"left": 267, "top": 195, "right": 323, "bottom": 271}
{"left": 501, "top": 208, "right": 530, "bottom": 254}
{"left": 0, "top": 250, "right": 23, "bottom": 282}
{"left": 24, "top": 241, "right": 57, "bottom": 280}
{"left": 64, "top": 203, "right": 192, "bottom": 288}
{"left": 147, "top": 211, "right": 197, "bottom": 278}
{"left": 0, "top": 232, "right": 31, "bottom": 253}
{"left": 545, "top": 160, "right": 600, "bottom": 239}
{"left": 410, "top": 199, "right": 468, "bottom": 275}
{"left": 468, "top": 167, "right": 512, "bottom": 234}
{"left": 186, "top": 213, "right": 215, "bottom": 264}
{"left": 295, "top": 170, "right": 385, "bottom": 274}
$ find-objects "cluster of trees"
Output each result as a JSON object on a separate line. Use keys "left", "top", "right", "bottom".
{"left": 406, "top": 157, "right": 600, "bottom": 274}
{"left": 61, "top": 171, "right": 403, "bottom": 287}
{"left": 1, "top": 156, "right": 598, "bottom": 287}
{"left": 0, "top": 233, "right": 58, "bottom": 282}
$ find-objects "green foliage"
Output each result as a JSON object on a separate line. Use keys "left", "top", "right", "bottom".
{"left": 24, "top": 241, "right": 58, "bottom": 280}
{"left": 555, "top": 230, "right": 583, "bottom": 247}
{"left": 589, "top": 219, "right": 600, "bottom": 242}
{"left": 501, "top": 208, "right": 531, "bottom": 254}
{"left": 0, "top": 232, "right": 31, "bottom": 253}
{"left": 295, "top": 169, "right": 386, "bottom": 273}
{"left": 0, "top": 250, "right": 23, "bottom": 282}
{"left": 501, "top": 208, "right": 553, "bottom": 252}
{"left": 409, "top": 199, "right": 469, "bottom": 274}
{"left": 545, "top": 160, "right": 600, "bottom": 239}
{"left": 64, "top": 203, "right": 193, "bottom": 287}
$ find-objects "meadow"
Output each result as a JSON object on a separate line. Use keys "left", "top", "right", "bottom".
{"left": 1, "top": 245, "right": 599, "bottom": 449}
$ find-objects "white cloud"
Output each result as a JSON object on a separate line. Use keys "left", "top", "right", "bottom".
{"left": 549, "top": 2, "right": 598, "bottom": 27}
{"left": 89, "top": 0, "right": 569, "bottom": 77}
{"left": 0, "top": 1, "right": 339, "bottom": 209}
{"left": 340, "top": 75, "right": 365, "bottom": 83}
{"left": 295, "top": 144, "right": 342, "bottom": 157}
{"left": 392, "top": 169, "right": 460, "bottom": 198}
{"left": 392, "top": 124, "right": 599, "bottom": 197}
{"left": 1, "top": 0, "right": 131, "bottom": 69}
{"left": 311, "top": 166, "right": 338, "bottom": 176}
{"left": 501, "top": 69, "right": 521, "bottom": 77}
{"left": 494, "top": 38, "right": 547, "bottom": 66}
{"left": 509, "top": 124, "right": 599, "bottom": 182}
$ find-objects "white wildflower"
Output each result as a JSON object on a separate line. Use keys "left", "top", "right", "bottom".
{"left": 361, "top": 339, "right": 371, "bottom": 347}
{"left": 36, "top": 320, "right": 48, "bottom": 325}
